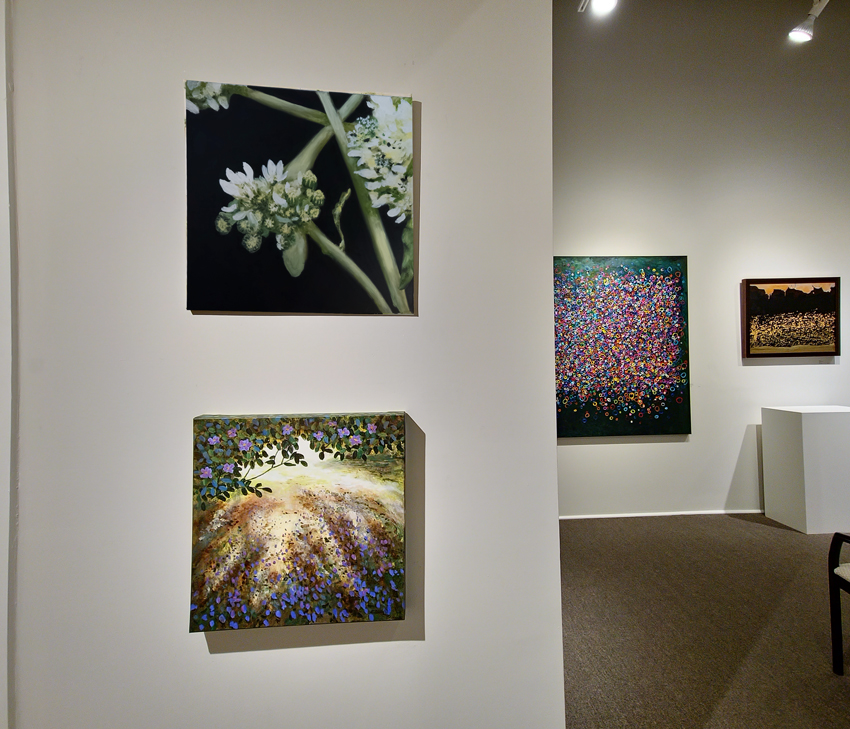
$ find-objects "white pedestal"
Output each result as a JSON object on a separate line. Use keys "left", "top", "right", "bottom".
{"left": 761, "top": 406, "right": 850, "bottom": 534}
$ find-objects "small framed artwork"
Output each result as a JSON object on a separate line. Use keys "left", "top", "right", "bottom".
{"left": 742, "top": 278, "right": 840, "bottom": 358}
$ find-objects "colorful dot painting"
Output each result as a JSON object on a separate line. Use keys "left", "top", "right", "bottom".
{"left": 554, "top": 256, "right": 691, "bottom": 437}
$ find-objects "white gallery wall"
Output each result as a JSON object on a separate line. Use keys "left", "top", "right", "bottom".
{"left": 554, "top": 0, "right": 850, "bottom": 517}
{"left": 9, "top": 1, "right": 565, "bottom": 727}
{"left": 0, "top": 3, "right": 11, "bottom": 727}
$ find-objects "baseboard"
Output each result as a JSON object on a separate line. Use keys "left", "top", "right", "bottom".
{"left": 559, "top": 509, "right": 764, "bottom": 520}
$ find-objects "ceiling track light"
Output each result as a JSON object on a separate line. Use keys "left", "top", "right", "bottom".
{"left": 578, "top": 0, "right": 618, "bottom": 16}
{"left": 789, "top": 0, "right": 830, "bottom": 43}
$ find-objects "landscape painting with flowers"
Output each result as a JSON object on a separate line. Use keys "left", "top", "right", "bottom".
{"left": 191, "top": 413, "right": 405, "bottom": 632}
{"left": 186, "top": 82, "right": 414, "bottom": 314}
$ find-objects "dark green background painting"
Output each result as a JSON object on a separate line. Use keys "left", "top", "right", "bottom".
{"left": 554, "top": 256, "right": 691, "bottom": 437}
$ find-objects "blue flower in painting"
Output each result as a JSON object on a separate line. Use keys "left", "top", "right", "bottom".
{"left": 207, "top": 435, "right": 220, "bottom": 445}
{"left": 222, "top": 462, "right": 235, "bottom": 474}
{"left": 313, "top": 431, "right": 324, "bottom": 441}
{"left": 337, "top": 427, "right": 350, "bottom": 437}
{"left": 238, "top": 439, "right": 252, "bottom": 452}
{"left": 282, "top": 424, "right": 294, "bottom": 435}
{"left": 199, "top": 467, "right": 213, "bottom": 479}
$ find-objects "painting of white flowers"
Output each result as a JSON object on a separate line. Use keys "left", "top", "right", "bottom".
{"left": 186, "top": 82, "right": 415, "bottom": 314}
{"left": 191, "top": 413, "right": 406, "bottom": 632}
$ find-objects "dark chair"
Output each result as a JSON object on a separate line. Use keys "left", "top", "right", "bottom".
{"left": 829, "top": 532, "right": 850, "bottom": 675}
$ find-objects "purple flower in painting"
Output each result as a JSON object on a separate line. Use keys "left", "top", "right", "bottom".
{"left": 200, "top": 467, "right": 213, "bottom": 479}
{"left": 350, "top": 435, "right": 362, "bottom": 446}
{"left": 337, "top": 427, "right": 350, "bottom": 437}
{"left": 282, "top": 424, "right": 294, "bottom": 435}
{"left": 238, "top": 439, "right": 252, "bottom": 452}
{"left": 227, "top": 428, "right": 238, "bottom": 438}
{"left": 367, "top": 423, "right": 378, "bottom": 434}
{"left": 207, "top": 435, "right": 220, "bottom": 445}
{"left": 222, "top": 462, "right": 235, "bottom": 473}
{"left": 313, "top": 431, "right": 324, "bottom": 441}
{"left": 327, "top": 420, "right": 337, "bottom": 427}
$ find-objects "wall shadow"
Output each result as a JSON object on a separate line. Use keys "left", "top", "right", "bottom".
{"left": 742, "top": 356, "right": 837, "bottom": 367}
{"left": 558, "top": 434, "right": 689, "bottom": 446}
{"left": 723, "top": 423, "right": 763, "bottom": 513}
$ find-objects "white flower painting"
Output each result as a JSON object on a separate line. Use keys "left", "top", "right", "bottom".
{"left": 186, "top": 82, "right": 415, "bottom": 314}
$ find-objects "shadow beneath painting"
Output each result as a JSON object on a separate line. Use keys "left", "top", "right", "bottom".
{"left": 204, "top": 414, "right": 426, "bottom": 654}
{"left": 558, "top": 434, "right": 689, "bottom": 446}
{"left": 742, "top": 356, "right": 836, "bottom": 367}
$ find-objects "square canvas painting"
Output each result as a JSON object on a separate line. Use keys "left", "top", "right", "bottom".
{"left": 191, "top": 413, "right": 405, "bottom": 632}
{"left": 742, "top": 278, "right": 840, "bottom": 357}
{"left": 554, "top": 256, "right": 691, "bottom": 438}
{"left": 186, "top": 81, "right": 414, "bottom": 315}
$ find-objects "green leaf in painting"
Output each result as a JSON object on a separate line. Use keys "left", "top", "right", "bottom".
{"left": 282, "top": 230, "right": 308, "bottom": 277}
{"left": 332, "top": 189, "right": 351, "bottom": 251}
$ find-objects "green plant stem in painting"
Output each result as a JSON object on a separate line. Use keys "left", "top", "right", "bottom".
{"left": 238, "top": 88, "right": 329, "bottom": 124}
{"left": 305, "top": 222, "right": 392, "bottom": 314}
{"left": 273, "top": 94, "right": 364, "bottom": 281}
{"left": 240, "top": 451, "right": 287, "bottom": 482}
{"left": 317, "top": 91, "right": 411, "bottom": 315}
{"left": 286, "top": 94, "right": 363, "bottom": 176}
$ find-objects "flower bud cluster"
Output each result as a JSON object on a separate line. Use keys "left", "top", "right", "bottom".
{"left": 185, "top": 81, "right": 240, "bottom": 114}
{"left": 215, "top": 160, "right": 324, "bottom": 254}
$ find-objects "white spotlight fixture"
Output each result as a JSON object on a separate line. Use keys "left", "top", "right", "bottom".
{"left": 789, "top": 0, "right": 830, "bottom": 43}
{"left": 578, "top": 0, "right": 619, "bottom": 16}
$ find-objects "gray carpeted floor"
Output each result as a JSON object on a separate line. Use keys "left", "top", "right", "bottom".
{"left": 559, "top": 514, "right": 850, "bottom": 728}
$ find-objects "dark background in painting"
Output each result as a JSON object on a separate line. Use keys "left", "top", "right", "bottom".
{"left": 186, "top": 85, "right": 413, "bottom": 314}
{"left": 747, "top": 285, "right": 837, "bottom": 318}
{"left": 555, "top": 256, "right": 691, "bottom": 438}
{"left": 556, "top": 389, "right": 692, "bottom": 438}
